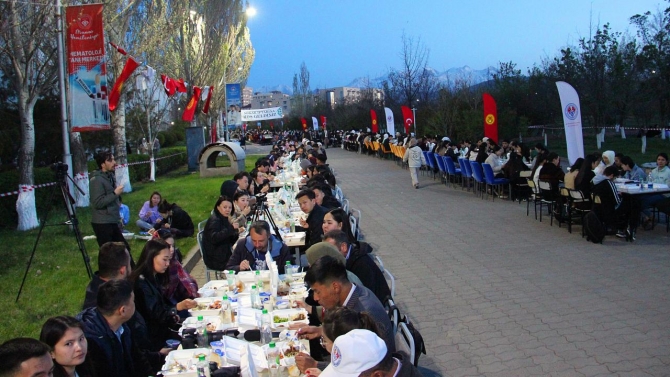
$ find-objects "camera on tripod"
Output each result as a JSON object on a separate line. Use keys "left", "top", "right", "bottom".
{"left": 51, "top": 162, "right": 69, "bottom": 179}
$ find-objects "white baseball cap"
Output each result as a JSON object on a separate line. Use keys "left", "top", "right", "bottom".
{"left": 320, "top": 329, "right": 387, "bottom": 377}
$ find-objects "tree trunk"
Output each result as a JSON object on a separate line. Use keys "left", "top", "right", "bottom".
{"left": 112, "top": 92, "right": 132, "bottom": 192}
{"left": 16, "top": 90, "right": 38, "bottom": 230}
{"left": 70, "top": 132, "right": 90, "bottom": 207}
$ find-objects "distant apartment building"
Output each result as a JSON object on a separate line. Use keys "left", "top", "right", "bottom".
{"left": 241, "top": 87, "right": 253, "bottom": 107}
{"left": 250, "top": 91, "right": 292, "bottom": 114}
{"left": 310, "top": 86, "right": 385, "bottom": 108}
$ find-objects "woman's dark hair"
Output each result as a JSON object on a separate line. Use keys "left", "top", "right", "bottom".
{"left": 491, "top": 145, "right": 501, "bottom": 154}
{"left": 233, "top": 191, "right": 249, "bottom": 202}
{"left": 530, "top": 153, "right": 548, "bottom": 178}
{"left": 40, "top": 316, "right": 95, "bottom": 377}
{"left": 157, "top": 200, "right": 174, "bottom": 213}
{"left": 575, "top": 154, "right": 600, "bottom": 187}
{"left": 215, "top": 196, "right": 233, "bottom": 208}
{"left": 620, "top": 156, "right": 634, "bottom": 168}
{"left": 148, "top": 191, "right": 162, "bottom": 203}
{"left": 325, "top": 208, "right": 356, "bottom": 243}
{"left": 657, "top": 152, "right": 669, "bottom": 161}
{"left": 517, "top": 143, "right": 530, "bottom": 161}
{"left": 546, "top": 152, "right": 559, "bottom": 162}
{"left": 569, "top": 158, "right": 584, "bottom": 172}
{"left": 535, "top": 143, "right": 547, "bottom": 152}
{"left": 156, "top": 228, "right": 174, "bottom": 242}
{"left": 322, "top": 307, "right": 381, "bottom": 342}
{"left": 129, "top": 239, "right": 170, "bottom": 285}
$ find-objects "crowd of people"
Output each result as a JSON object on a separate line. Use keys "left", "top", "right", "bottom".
{"left": 1, "top": 135, "right": 422, "bottom": 377}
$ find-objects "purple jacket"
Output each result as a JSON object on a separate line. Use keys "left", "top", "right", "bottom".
{"left": 138, "top": 201, "right": 162, "bottom": 224}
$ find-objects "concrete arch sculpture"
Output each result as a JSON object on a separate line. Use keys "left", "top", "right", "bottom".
{"left": 198, "top": 142, "right": 246, "bottom": 178}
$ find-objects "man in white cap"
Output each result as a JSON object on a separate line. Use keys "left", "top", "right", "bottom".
{"left": 320, "top": 329, "right": 424, "bottom": 377}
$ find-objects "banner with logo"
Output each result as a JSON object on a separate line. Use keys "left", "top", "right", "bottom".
{"left": 482, "top": 93, "right": 498, "bottom": 143}
{"left": 312, "top": 117, "right": 319, "bottom": 130}
{"left": 226, "top": 83, "right": 242, "bottom": 127}
{"left": 66, "top": 4, "right": 109, "bottom": 132}
{"left": 241, "top": 107, "right": 284, "bottom": 121}
{"left": 556, "top": 81, "right": 585, "bottom": 165}
{"left": 370, "top": 109, "right": 379, "bottom": 133}
{"left": 401, "top": 106, "right": 414, "bottom": 134}
{"left": 384, "top": 107, "right": 395, "bottom": 135}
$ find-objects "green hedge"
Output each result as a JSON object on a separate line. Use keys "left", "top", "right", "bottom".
{"left": 0, "top": 147, "right": 186, "bottom": 228}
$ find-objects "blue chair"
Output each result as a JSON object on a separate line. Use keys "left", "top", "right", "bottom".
{"left": 432, "top": 153, "right": 446, "bottom": 183}
{"left": 482, "top": 163, "right": 510, "bottom": 201}
{"left": 459, "top": 158, "right": 472, "bottom": 191}
{"left": 469, "top": 161, "right": 485, "bottom": 198}
{"left": 443, "top": 156, "right": 462, "bottom": 188}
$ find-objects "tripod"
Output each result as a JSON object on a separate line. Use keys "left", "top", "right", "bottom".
{"left": 251, "top": 195, "right": 283, "bottom": 242}
{"left": 16, "top": 163, "right": 93, "bottom": 302}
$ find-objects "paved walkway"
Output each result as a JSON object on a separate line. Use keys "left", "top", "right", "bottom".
{"left": 191, "top": 147, "right": 670, "bottom": 376}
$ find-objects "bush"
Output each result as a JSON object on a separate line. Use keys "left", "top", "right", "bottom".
{"left": 0, "top": 147, "right": 187, "bottom": 228}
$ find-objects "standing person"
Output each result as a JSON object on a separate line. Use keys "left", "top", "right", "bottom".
{"left": 39, "top": 316, "right": 95, "bottom": 377}
{"left": 136, "top": 191, "right": 163, "bottom": 232}
{"left": 90, "top": 151, "right": 130, "bottom": 252}
{"left": 402, "top": 138, "right": 426, "bottom": 189}
{"left": 0, "top": 338, "right": 53, "bottom": 377}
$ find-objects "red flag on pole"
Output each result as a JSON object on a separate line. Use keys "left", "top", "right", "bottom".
{"left": 320, "top": 115, "right": 327, "bottom": 130}
{"left": 301, "top": 118, "right": 307, "bottom": 131}
{"left": 182, "top": 86, "right": 201, "bottom": 121}
{"left": 108, "top": 57, "right": 140, "bottom": 112}
{"left": 174, "top": 79, "right": 187, "bottom": 93}
{"left": 108, "top": 42, "right": 127, "bottom": 56}
{"left": 401, "top": 106, "right": 414, "bottom": 134}
{"left": 161, "top": 74, "right": 176, "bottom": 97}
{"left": 370, "top": 109, "right": 379, "bottom": 133}
{"left": 483, "top": 93, "right": 499, "bottom": 143}
{"left": 202, "top": 86, "right": 214, "bottom": 114}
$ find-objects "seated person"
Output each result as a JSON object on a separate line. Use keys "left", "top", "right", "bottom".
{"left": 83, "top": 242, "right": 132, "bottom": 310}
{"left": 220, "top": 171, "right": 251, "bottom": 199}
{"left": 296, "top": 189, "right": 328, "bottom": 247}
{"left": 226, "top": 220, "right": 290, "bottom": 274}
{"left": 40, "top": 316, "right": 95, "bottom": 377}
{"left": 592, "top": 166, "right": 641, "bottom": 238}
{"left": 77, "top": 280, "right": 153, "bottom": 377}
{"left": 155, "top": 229, "right": 199, "bottom": 304}
{"left": 130, "top": 239, "right": 196, "bottom": 350}
{"left": 231, "top": 191, "right": 251, "bottom": 229}
{"left": 538, "top": 152, "right": 565, "bottom": 189}
{"left": 595, "top": 150, "right": 615, "bottom": 176}
{"left": 118, "top": 196, "right": 130, "bottom": 232}
{"left": 202, "top": 196, "right": 240, "bottom": 271}
{"left": 317, "top": 329, "right": 424, "bottom": 377}
{"left": 484, "top": 145, "right": 505, "bottom": 176}
{"left": 563, "top": 158, "right": 584, "bottom": 190}
{"left": 136, "top": 191, "right": 163, "bottom": 232}
{"left": 154, "top": 200, "right": 194, "bottom": 238}
{"left": 322, "top": 208, "right": 356, "bottom": 243}
{"left": 309, "top": 182, "right": 341, "bottom": 210}
{"left": 0, "top": 338, "right": 53, "bottom": 377}
{"left": 621, "top": 156, "right": 646, "bottom": 182}
{"left": 323, "top": 230, "right": 391, "bottom": 304}
{"left": 249, "top": 168, "right": 270, "bottom": 196}
{"left": 640, "top": 152, "right": 670, "bottom": 227}
{"left": 574, "top": 154, "right": 600, "bottom": 198}
{"left": 297, "top": 256, "right": 395, "bottom": 368}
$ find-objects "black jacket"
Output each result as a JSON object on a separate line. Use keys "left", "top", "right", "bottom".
{"left": 76, "top": 307, "right": 152, "bottom": 377}
{"left": 202, "top": 210, "right": 239, "bottom": 271}
{"left": 226, "top": 234, "right": 290, "bottom": 274}
{"left": 133, "top": 274, "right": 180, "bottom": 350}
{"left": 154, "top": 205, "right": 194, "bottom": 238}
{"left": 320, "top": 195, "right": 341, "bottom": 211}
{"left": 347, "top": 242, "right": 391, "bottom": 303}
{"left": 305, "top": 204, "right": 327, "bottom": 246}
{"left": 82, "top": 272, "right": 104, "bottom": 310}
{"left": 220, "top": 180, "right": 239, "bottom": 199}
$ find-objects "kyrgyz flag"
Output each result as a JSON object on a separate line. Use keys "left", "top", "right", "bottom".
{"left": 370, "top": 109, "right": 379, "bottom": 133}
{"left": 401, "top": 105, "right": 414, "bottom": 134}
{"left": 108, "top": 57, "right": 140, "bottom": 112}
{"left": 201, "top": 86, "right": 214, "bottom": 114}
{"left": 482, "top": 93, "right": 498, "bottom": 143}
{"left": 301, "top": 118, "right": 307, "bottom": 131}
{"left": 320, "top": 115, "right": 327, "bottom": 129}
{"left": 182, "top": 86, "right": 202, "bottom": 121}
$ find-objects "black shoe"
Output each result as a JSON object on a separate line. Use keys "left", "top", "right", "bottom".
{"left": 616, "top": 230, "right": 626, "bottom": 238}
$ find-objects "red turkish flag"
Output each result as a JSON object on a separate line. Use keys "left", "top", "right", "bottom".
{"left": 108, "top": 57, "right": 140, "bottom": 112}
{"left": 320, "top": 115, "right": 327, "bottom": 129}
{"left": 483, "top": 93, "right": 499, "bottom": 144}
{"left": 370, "top": 109, "right": 379, "bottom": 133}
{"left": 182, "top": 86, "right": 201, "bottom": 121}
{"left": 202, "top": 86, "right": 214, "bottom": 114}
{"left": 301, "top": 118, "right": 307, "bottom": 131}
{"left": 401, "top": 106, "right": 414, "bottom": 134}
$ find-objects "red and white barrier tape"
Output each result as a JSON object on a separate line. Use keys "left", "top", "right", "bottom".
{"left": 1, "top": 153, "right": 184, "bottom": 197}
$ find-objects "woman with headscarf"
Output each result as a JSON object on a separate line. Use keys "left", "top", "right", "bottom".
{"left": 402, "top": 138, "right": 426, "bottom": 189}
{"left": 594, "top": 150, "right": 615, "bottom": 176}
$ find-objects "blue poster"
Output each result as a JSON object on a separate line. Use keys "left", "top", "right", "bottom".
{"left": 226, "top": 83, "right": 242, "bottom": 128}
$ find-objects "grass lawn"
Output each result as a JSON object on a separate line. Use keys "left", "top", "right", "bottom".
{"left": 0, "top": 155, "right": 262, "bottom": 342}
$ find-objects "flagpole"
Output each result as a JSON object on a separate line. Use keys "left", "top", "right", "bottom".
{"left": 55, "top": 0, "right": 75, "bottom": 197}
{"left": 412, "top": 107, "right": 417, "bottom": 136}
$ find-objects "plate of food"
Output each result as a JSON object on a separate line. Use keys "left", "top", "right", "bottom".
{"left": 188, "top": 298, "right": 224, "bottom": 317}
{"left": 271, "top": 308, "right": 309, "bottom": 329}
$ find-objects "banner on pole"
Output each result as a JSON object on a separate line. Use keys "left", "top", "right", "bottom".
{"left": 312, "top": 117, "right": 319, "bottom": 130}
{"left": 241, "top": 107, "right": 284, "bottom": 121}
{"left": 320, "top": 115, "right": 327, "bottom": 130}
{"left": 384, "top": 107, "right": 395, "bottom": 135}
{"left": 401, "top": 106, "right": 414, "bottom": 134}
{"left": 482, "top": 93, "right": 499, "bottom": 143}
{"left": 556, "top": 81, "right": 585, "bottom": 165}
{"left": 370, "top": 109, "right": 379, "bottom": 133}
{"left": 226, "top": 83, "right": 242, "bottom": 128}
{"left": 66, "top": 4, "right": 109, "bottom": 132}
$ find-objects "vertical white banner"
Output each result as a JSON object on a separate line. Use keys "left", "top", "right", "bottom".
{"left": 384, "top": 107, "right": 395, "bottom": 135}
{"left": 555, "top": 81, "right": 585, "bottom": 165}
{"left": 312, "top": 117, "right": 318, "bottom": 130}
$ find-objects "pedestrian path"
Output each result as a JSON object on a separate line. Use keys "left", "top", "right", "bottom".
{"left": 192, "top": 147, "right": 670, "bottom": 376}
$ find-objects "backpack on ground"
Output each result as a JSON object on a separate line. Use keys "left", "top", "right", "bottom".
{"left": 584, "top": 211, "right": 605, "bottom": 244}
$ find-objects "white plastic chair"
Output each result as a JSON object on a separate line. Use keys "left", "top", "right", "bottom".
{"left": 385, "top": 297, "right": 400, "bottom": 336}
{"left": 373, "top": 255, "right": 395, "bottom": 298}
{"left": 197, "top": 230, "right": 218, "bottom": 282}
{"left": 198, "top": 219, "right": 207, "bottom": 233}
{"left": 395, "top": 322, "right": 415, "bottom": 366}
{"left": 342, "top": 198, "right": 350, "bottom": 214}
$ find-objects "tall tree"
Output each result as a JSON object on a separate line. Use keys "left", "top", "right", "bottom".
{"left": 299, "top": 62, "right": 311, "bottom": 116}
{"left": 385, "top": 33, "right": 432, "bottom": 107}
{"left": 0, "top": 1, "right": 59, "bottom": 230}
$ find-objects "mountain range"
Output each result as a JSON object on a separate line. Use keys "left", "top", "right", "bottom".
{"left": 251, "top": 66, "right": 496, "bottom": 95}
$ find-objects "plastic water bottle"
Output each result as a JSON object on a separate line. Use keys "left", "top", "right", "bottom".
{"left": 289, "top": 218, "right": 295, "bottom": 232}
{"left": 196, "top": 354, "right": 211, "bottom": 377}
{"left": 285, "top": 261, "right": 292, "bottom": 280}
{"left": 255, "top": 270, "right": 264, "bottom": 292}
{"left": 226, "top": 270, "right": 235, "bottom": 290}
{"left": 195, "top": 315, "right": 205, "bottom": 342}
{"left": 648, "top": 172, "right": 654, "bottom": 189}
{"left": 266, "top": 342, "right": 279, "bottom": 376}
{"left": 220, "top": 295, "right": 231, "bottom": 324}
{"left": 260, "top": 309, "right": 272, "bottom": 344}
{"left": 250, "top": 284, "right": 261, "bottom": 309}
